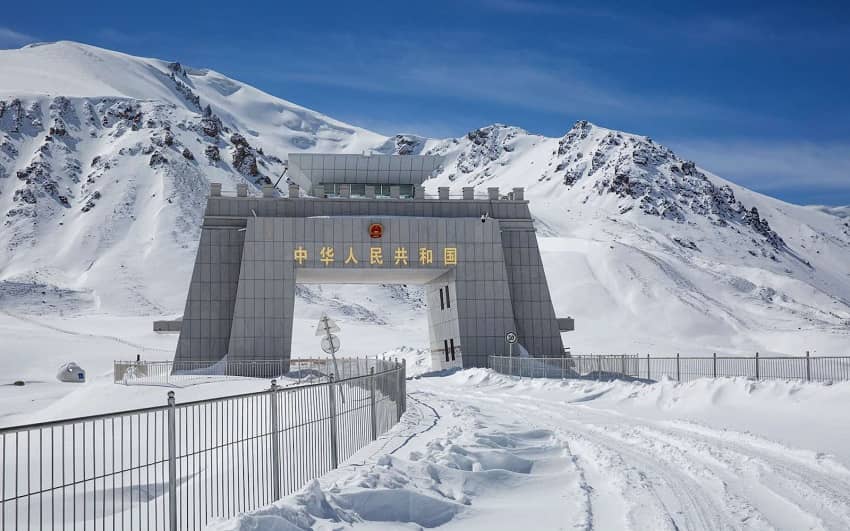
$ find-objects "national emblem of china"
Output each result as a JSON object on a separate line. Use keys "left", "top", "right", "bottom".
{"left": 369, "top": 223, "right": 383, "bottom": 239}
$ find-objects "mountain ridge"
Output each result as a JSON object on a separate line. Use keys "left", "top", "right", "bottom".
{"left": 1, "top": 41, "right": 848, "bottom": 355}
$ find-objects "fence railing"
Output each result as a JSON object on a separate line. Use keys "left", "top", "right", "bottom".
{"left": 636, "top": 353, "right": 850, "bottom": 383}
{"left": 489, "top": 354, "right": 639, "bottom": 379}
{"left": 489, "top": 353, "right": 850, "bottom": 383}
{"left": 114, "top": 357, "right": 386, "bottom": 387}
{"left": 2, "top": 359, "right": 406, "bottom": 530}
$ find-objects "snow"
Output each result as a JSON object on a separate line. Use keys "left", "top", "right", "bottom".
{"left": 2, "top": 40, "right": 850, "bottom": 530}
{"left": 1, "top": 41, "right": 849, "bottom": 357}
{"left": 0, "top": 301, "right": 430, "bottom": 426}
{"left": 211, "top": 370, "right": 850, "bottom": 530}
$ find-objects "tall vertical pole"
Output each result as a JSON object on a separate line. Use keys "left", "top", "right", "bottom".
{"left": 509, "top": 343, "right": 513, "bottom": 376}
{"left": 713, "top": 352, "right": 717, "bottom": 378}
{"left": 806, "top": 351, "right": 811, "bottom": 382}
{"left": 395, "top": 359, "right": 401, "bottom": 421}
{"left": 755, "top": 352, "right": 760, "bottom": 380}
{"left": 401, "top": 358, "right": 407, "bottom": 414}
{"left": 369, "top": 367, "right": 377, "bottom": 441}
{"left": 167, "top": 391, "right": 178, "bottom": 531}
{"left": 676, "top": 353, "right": 680, "bottom": 382}
{"left": 646, "top": 354, "right": 650, "bottom": 380}
{"left": 328, "top": 374, "right": 339, "bottom": 469}
{"left": 269, "top": 380, "right": 281, "bottom": 500}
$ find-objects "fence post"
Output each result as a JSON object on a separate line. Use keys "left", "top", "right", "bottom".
{"left": 621, "top": 355, "right": 625, "bottom": 377}
{"left": 401, "top": 358, "right": 407, "bottom": 415}
{"left": 676, "top": 353, "right": 680, "bottom": 382}
{"left": 167, "top": 391, "right": 178, "bottom": 531}
{"left": 713, "top": 353, "right": 717, "bottom": 378}
{"left": 396, "top": 361, "right": 402, "bottom": 421}
{"left": 805, "top": 351, "right": 811, "bottom": 382}
{"left": 328, "top": 374, "right": 339, "bottom": 469}
{"left": 369, "top": 367, "right": 377, "bottom": 440}
{"left": 646, "top": 354, "right": 650, "bottom": 380}
{"left": 562, "top": 356, "right": 566, "bottom": 379}
{"left": 395, "top": 360, "right": 401, "bottom": 422}
{"left": 755, "top": 352, "right": 760, "bottom": 380}
{"left": 269, "top": 379, "right": 282, "bottom": 500}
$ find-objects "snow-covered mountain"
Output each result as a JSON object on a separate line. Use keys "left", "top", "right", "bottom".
{"left": 420, "top": 124, "right": 850, "bottom": 354}
{"left": 811, "top": 205, "right": 850, "bottom": 219}
{"left": 1, "top": 41, "right": 848, "bottom": 355}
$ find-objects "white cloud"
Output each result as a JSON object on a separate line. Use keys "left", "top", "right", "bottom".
{"left": 0, "top": 28, "right": 36, "bottom": 49}
{"left": 668, "top": 138, "right": 850, "bottom": 191}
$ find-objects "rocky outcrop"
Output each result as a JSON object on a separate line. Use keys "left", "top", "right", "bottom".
{"left": 204, "top": 144, "right": 220, "bottom": 162}
{"left": 230, "top": 133, "right": 259, "bottom": 177}
{"left": 81, "top": 190, "right": 101, "bottom": 212}
{"left": 437, "top": 125, "right": 523, "bottom": 176}
{"left": 549, "top": 120, "right": 788, "bottom": 251}
{"left": 149, "top": 151, "right": 168, "bottom": 167}
{"left": 200, "top": 105, "right": 223, "bottom": 138}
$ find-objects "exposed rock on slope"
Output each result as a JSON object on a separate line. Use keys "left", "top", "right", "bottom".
{"left": 1, "top": 41, "right": 848, "bottom": 355}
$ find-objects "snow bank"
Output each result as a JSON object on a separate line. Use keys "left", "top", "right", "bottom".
{"left": 214, "top": 369, "right": 850, "bottom": 530}
{"left": 446, "top": 368, "right": 850, "bottom": 463}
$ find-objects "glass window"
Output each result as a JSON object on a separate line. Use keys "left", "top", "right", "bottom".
{"left": 319, "top": 182, "right": 417, "bottom": 198}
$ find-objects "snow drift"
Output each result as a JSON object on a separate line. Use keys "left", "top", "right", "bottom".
{"left": 210, "top": 370, "right": 850, "bottom": 530}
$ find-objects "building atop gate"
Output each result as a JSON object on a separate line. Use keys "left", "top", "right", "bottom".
{"left": 174, "top": 153, "right": 572, "bottom": 374}
{"left": 287, "top": 153, "right": 443, "bottom": 199}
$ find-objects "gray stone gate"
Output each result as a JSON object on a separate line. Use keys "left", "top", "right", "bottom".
{"left": 174, "top": 154, "right": 570, "bottom": 372}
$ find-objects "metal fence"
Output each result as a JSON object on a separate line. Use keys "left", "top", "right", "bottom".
{"left": 1, "top": 358, "right": 406, "bottom": 530}
{"left": 636, "top": 353, "right": 850, "bottom": 383}
{"left": 489, "top": 353, "right": 850, "bottom": 383}
{"left": 489, "top": 354, "right": 639, "bottom": 379}
{"left": 114, "top": 357, "right": 386, "bottom": 387}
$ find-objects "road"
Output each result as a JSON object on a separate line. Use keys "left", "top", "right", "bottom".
{"left": 216, "top": 370, "right": 850, "bottom": 531}
{"left": 381, "top": 375, "right": 850, "bottom": 530}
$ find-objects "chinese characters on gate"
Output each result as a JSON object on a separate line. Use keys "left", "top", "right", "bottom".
{"left": 292, "top": 246, "right": 458, "bottom": 266}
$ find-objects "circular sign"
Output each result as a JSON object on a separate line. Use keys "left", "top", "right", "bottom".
{"left": 321, "top": 334, "right": 341, "bottom": 354}
{"left": 505, "top": 331, "right": 518, "bottom": 344}
{"left": 369, "top": 223, "right": 383, "bottom": 239}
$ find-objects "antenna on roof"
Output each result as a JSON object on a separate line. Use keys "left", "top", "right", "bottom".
{"left": 272, "top": 166, "right": 288, "bottom": 190}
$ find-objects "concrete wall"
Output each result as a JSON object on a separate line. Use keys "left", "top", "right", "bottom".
{"left": 175, "top": 226, "right": 245, "bottom": 362}
{"left": 175, "top": 192, "right": 564, "bottom": 370}
{"left": 426, "top": 270, "right": 461, "bottom": 370}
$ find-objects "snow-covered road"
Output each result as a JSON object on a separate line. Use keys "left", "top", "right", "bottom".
{"left": 213, "top": 370, "right": 850, "bottom": 530}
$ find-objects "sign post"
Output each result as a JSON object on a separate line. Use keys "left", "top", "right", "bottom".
{"left": 505, "top": 331, "right": 517, "bottom": 376}
{"left": 317, "top": 314, "right": 345, "bottom": 402}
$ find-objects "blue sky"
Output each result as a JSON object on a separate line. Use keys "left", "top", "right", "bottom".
{"left": 1, "top": 0, "right": 849, "bottom": 205}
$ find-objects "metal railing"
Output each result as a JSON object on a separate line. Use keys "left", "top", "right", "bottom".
{"left": 489, "top": 355, "right": 639, "bottom": 380}
{"left": 215, "top": 188, "right": 514, "bottom": 201}
{"left": 489, "top": 353, "right": 850, "bottom": 383}
{"left": 636, "top": 353, "right": 850, "bottom": 383}
{"left": 1, "top": 359, "right": 406, "bottom": 530}
{"left": 114, "top": 357, "right": 386, "bottom": 387}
